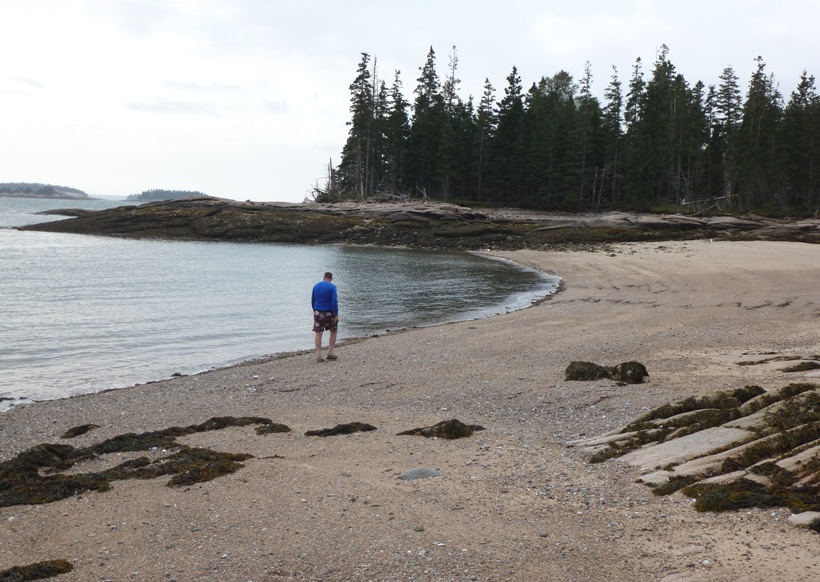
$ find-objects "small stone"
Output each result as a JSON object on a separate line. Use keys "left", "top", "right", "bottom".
{"left": 397, "top": 467, "right": 443, "bottom": 481}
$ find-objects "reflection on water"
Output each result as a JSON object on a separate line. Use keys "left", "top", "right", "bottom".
{"left": 336, "top": 245, "right": 554, "bottom": 333}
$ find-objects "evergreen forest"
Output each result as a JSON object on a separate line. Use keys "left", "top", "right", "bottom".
{"left": 329, "top": 45, "right": 819, "bottom": 217}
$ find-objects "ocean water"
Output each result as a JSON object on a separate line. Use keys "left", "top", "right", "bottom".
{"left": 0, "top": 197, "right": 559, "bottom": 410}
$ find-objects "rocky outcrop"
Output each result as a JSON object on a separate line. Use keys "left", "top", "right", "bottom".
{"left": 21, "top": 196, "right": 820, "bottom": 249}
{"left": 569, "top": 381, "right": 820, "bottom": 526}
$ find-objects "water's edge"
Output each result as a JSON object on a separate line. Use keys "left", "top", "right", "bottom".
{"left": 2, "top": 252, "right": 561, "bottom": 413}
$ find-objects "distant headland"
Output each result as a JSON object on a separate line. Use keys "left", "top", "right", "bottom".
{"left": 0, "top": 184, "right": 210, "bottom": 202}
{"left": 0, "top": 182, "right": 89, "bottom": 200}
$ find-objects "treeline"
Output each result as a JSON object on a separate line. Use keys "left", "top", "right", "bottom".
{"left": 331, "top": 45, "right": 819, "bottom": 216}
{"left": 0, "top": 182, "right": 87, "bottom": 197}
{"left": 127, "top": 189, "right": 206, "bottom": 201}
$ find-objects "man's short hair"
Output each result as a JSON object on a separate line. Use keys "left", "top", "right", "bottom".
{"left": 324, "top": 272, "right": 333, "bottom": 280}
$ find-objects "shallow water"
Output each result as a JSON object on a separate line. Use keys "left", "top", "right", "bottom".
{"left": 0, "top": 197, "right": 559, "bottom": 410}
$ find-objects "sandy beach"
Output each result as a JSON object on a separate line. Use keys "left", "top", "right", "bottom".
{"left": 2, "top": 239, "right": 819, "bottom": 581}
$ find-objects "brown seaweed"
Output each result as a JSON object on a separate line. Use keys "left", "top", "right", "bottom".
{"left": 0, "top": 416, "right": 279, "bottom": 507}
{"left": 304, "top": 422, "right": 377, "bottom": 437}
{"left": 397, "top": 418, "right": 486, "bottom": 439}
{"left": 60, "top": 424, "right": 100, "bottom": 439}
{"left": 0, "top": 558, "right": 72, "bottom": 580}
{"left": 564, "top": 360, "right": 649, "bottom": 384}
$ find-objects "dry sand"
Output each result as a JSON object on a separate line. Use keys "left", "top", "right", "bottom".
{"left": 2, "top": 240, "right": 819, "bottom": 581}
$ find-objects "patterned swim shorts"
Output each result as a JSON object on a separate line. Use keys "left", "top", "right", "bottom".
{"left": 313, "top": 310, "right": 338, "bottom": 332}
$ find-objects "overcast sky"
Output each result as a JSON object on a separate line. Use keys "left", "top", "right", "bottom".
{"left": 2, "top": 0, "right": 818, "bottom": 203}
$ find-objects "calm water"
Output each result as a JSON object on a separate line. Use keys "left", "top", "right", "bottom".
{"left": 0, "top": 197, "right": 559, "bottom": 410}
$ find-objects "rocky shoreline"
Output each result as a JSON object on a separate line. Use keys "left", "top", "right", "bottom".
{"left": 22, "top": 196, "right": 820, "bottom": 248}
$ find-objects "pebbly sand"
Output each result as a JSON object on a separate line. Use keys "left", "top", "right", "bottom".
{"left": 1, "top": 240, "right": 819, "bottom": 581}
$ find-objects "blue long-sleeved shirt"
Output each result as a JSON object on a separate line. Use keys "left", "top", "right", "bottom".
{"left": 311, "top": 280, "right": 338, "bottom": 315}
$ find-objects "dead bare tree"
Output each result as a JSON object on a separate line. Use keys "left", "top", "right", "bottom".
{"left": 311, "top": 159, "right": 340, "bottom": 203}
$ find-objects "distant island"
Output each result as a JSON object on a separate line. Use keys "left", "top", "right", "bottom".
{"left": 0, "top": 182, "right": 89, "bottom": 199}
{"left": 126, "top": 189, "right": 206, "bottom": 201}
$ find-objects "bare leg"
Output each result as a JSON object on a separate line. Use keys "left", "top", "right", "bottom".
{"left": 327, "top": 330, "right": 337, "bottom": 358}
{"left": 315, "top": 331, "right": 324, "bottom": 360}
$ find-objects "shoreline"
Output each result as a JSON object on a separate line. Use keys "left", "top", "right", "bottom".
{"left": 2, "top": 240, "right": 819, "bottom": 580}
{"left": 0, "top": 245, "right": 560, "bottom": 414}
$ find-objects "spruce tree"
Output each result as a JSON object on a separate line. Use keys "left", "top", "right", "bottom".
{"left": 601, "top": 66, "right": 624, "bottom": 206}
{"left": 491, "top": 66, "right": 526, "bottom": 205}
{"left": 778, "top": 71, "right": 820, "bottom": 213}
{"left": 437, "top": 46, "right": 462, "bottom": 199}
{"left": 714, "top": 65, "right": 743, "bottom": 205}
{"left": 338, "top": 53, "right": 375, "bottom": 197}
{"left": 406, "top": 47, "right": 446, "bottom": 198}
{"left": 384, "top": 71, "right": 410, "bottom": 197}
{"left": 575, "top": 62, "right": 604, "bottom": 210}
{"left": 475, "top": 78, "right": 497, "bottom": 202}
{"left": 737, "top": 57, "right": 783, "bottom": 210}
{"left": 622, "top": 57, "right": 647, "bottom": 207}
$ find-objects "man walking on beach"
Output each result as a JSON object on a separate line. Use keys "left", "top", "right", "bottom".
{"left": 312, "top": 272, "right": 339, "bottom": 362}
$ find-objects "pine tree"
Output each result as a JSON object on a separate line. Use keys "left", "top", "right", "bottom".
{"left": 406, "top": 47, "right": 446, "bottom": 198}
{"left": 523, "top": 71, "right": 578, "bottom": 208}
{"left": 384, "top": 70, "right": 410, "bottom": 196}
{"left": 371, "top": 77, "right": 389, "bottom": 193}
{"left": 778, "top": 71, "right": 820, "bottom": 213}
{"left": 437, "top": 46, "right": 462, "bottom": 199}
{"left": 450, "top": 96, "right": 479, "bottom": 200}
{"left": 669, "top": 74, "right": 709, "bottom": 206}
{"left": 737, "top": 57, "right": 783, "bottom": 210}
{"left": 622, "top": 57, "right": 647, "bottom": 206}
{"left": 714, "top": 65, "right": 743, "bottom": 205}
{"left": 677, "top": 79, "right": 710, "bottom": 204}
{"left": 641, "top": 44, "right": 678, "bottom": 205}
{"left": 338, "top": 53, "right": 375, "bottom": 197}
{"left": 491, "top": 66, "right": 526, "bottom": 205}
{"left": 575, "top": 61, "right": 604, "bottom": 209}
{"left": 475, "top": 78, "right": 497, "bottom": 203}
{"left": 601, "top": 66, "right": 623, "bottom": 206}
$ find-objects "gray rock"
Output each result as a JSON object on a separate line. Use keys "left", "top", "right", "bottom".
{"left": 397, "top": 467, "right": 443, "bottom": 481}
{"left": 787, "top": 511, "right": 820, "bottom": 529}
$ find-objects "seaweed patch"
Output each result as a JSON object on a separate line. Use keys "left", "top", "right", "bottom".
{"left": 564, "top": 361, "right": 649, "bottom": 384}
{"left": 0, "top": 559, "right": 73, "bottom": 580}
{"left": 304, "top": 422, "right": 377, "bottom": 437}
{"left": 60, "top": 424, "right": 100, "bottom": 439}
{"left": 682, "top": 479, "right": 820, "bottom": 513}
{"left": 397, "top": 418, "right": 485, "bottom": 439}
{"left": 782, "top": 361, "right": 820, "bottom": 373}
{"left": 0, "top": 416, "right": 280, "bottom": 507}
